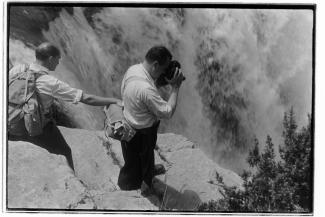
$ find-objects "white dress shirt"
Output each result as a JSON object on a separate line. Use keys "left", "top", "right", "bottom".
{"left": 121, "top": 64, "right": 172, "bottom": 129}
{"left": 10, "top": 63, "right": 83, "bottom": 124}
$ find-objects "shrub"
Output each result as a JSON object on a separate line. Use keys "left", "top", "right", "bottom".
{"left": 198, "top": 108, "right": 312, "bottom": 212}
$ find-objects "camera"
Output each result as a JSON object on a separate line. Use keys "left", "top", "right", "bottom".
{"left": 155, "top": 60, "right": 186, "bottom": 87}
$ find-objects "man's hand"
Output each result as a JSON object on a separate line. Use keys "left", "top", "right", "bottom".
{"left": 116, "top": 100, "right": 124, "bottom": 107}
{"left": 165, "top": 67, "right": 184, "bottom": 88}
{"left": 103, "top": 100, "right": 123, "bottom": 113}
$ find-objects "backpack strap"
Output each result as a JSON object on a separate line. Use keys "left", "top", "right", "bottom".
{"left": 23, "top": 69, "right": 46, "bottom": 103}
{"left": 28, "top": 69, "right": 48, "bottom": 76}
{"left": 9, "top": 63, "right": 29, "bottom": 86}
{"left": 23, "top": 72, "right": 31, "bottom": 102}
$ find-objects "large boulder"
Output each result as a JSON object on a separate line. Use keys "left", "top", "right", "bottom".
{"left": 7, "top": 126, "right": 156, "bottom": 210}
{"left": 7, "top": 140, "right": 95, "bottom": 209}
{"left": 108, "top": 133, "right": 243, "bottom": 211}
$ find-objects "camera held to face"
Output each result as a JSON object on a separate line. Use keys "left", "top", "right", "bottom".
{"left": 155, "top": 60, "right": 186, "bottom": 87}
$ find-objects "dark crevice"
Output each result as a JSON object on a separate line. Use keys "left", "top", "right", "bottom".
{"left": 83, "top": 7, "right": 104, "bottom": 29}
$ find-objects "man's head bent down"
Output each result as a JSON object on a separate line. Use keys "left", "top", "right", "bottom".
{"left": 35, "top": 42, "right": 61, "bottom": 71}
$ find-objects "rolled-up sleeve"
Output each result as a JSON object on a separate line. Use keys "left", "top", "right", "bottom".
{"left": 142, "top": 87, "right": 172, "bottom": 119}
{"left": 41, "top": 76, "right": 83, "bottom": 104}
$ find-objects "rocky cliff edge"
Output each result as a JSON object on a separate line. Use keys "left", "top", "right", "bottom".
{"left": 8, "top": 126, "right": 242, "bottom": 211}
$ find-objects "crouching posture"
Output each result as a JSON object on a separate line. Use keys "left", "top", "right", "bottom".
{"left": 118, "top": 46, "right": 184, "bottom": 192}
{"left": 8, "top": 42, "right": 122, "bottom": 171}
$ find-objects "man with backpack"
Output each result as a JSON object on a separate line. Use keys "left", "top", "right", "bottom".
{"left": 8, "top": 42, "right": 122, "bottom": 171}
{"left": 117, "top": 46, "right": 184, "bottom": 195}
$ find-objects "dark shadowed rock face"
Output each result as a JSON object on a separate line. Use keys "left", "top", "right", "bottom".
{"left": 8, "top": 127, "right": 242, "bottom": 211}
{"left": 9, "top": 6, "right": 73, "bottom": 46}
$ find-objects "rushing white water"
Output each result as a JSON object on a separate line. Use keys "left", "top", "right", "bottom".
{"left": 9, "top": 7, "right": 313, "bottom": 172}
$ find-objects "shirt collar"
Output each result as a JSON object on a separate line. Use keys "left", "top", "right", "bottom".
{"left": 140, "top": 63, "right": 155, "bottom": 86}
{"left": 29, "top": 62, "right": 50, "bottom": 74}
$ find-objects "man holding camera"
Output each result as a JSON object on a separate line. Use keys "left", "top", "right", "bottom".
{"left": 118, "top": 46, "right": 184, "bottom": 193}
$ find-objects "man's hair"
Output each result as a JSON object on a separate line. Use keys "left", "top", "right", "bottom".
{"left": 145, "top": 46, "right": 172, "bottom": 65}
{"left": 35, "top": 42, "right": 61, "bottom": 61}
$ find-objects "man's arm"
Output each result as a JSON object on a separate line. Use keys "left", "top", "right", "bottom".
{"left": 47, "top": 76, "right": 122, "bottom": 107}
{"left": 165, "top": 67, "right": 184, "bottom": 116}
{"left": 144, "top": 67, "right": 184, "bottom": 119}
{"left": 166, "top": 86, "right": 180, "bottom": 117}
{"left": 80, "top": 93, "right": 122, "bottom": 106}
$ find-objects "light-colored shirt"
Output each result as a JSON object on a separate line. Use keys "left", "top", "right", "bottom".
{"left": 10, "top": 63, "right": 83, "bottom": 124}
{"left": 121, "top": 63, "right": 172, "bottom": 129}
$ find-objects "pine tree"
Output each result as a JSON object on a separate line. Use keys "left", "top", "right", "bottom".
{"left": 279, "top": 109, "right": 312, "bottom": 210}
{"left": 245, "top": 135, "right": 278, "bottom": 211}
{"left": 247, "top": 137, "right": 260, "bottom": 167}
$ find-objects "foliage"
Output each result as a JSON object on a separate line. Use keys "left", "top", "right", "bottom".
{"left": 198, "top": 108, "right": 312, "bottom": 212}
{"left": 195, "top": 45, "right": 249, "bottom": 150}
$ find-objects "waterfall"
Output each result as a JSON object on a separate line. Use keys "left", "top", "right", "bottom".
{"left": 9, "top": 7, "right": 313, "bottom": 172}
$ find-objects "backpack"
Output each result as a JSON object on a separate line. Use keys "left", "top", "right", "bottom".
{"left": 8, "top": 64, "right": 45, "bottom": 137}
{"left": 103, "top": 104, "right": 136, "bottom": 142}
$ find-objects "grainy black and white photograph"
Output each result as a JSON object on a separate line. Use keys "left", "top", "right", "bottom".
{"left": 5, "top": 2, "right": 314, "bottom": 214}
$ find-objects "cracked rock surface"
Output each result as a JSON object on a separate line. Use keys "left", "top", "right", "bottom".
{"left": 8, "top": 127, "right": 242, "bottom": 211}
{"left": 8, "top": 127, "right": 156, "bottom": 210}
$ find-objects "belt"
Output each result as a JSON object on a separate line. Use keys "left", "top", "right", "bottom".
{"left": 136, "top": 121, "right": 160, "bottom": 135}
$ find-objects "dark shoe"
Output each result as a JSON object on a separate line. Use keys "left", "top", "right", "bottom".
{"left": 154, "top": 164, "right": 166, "bottom": 176}
{"left": 118, "top": 180, "right": 141, "bottom": 191}
{"left": 140, "top": 182, "right": 155, "bottom": 197}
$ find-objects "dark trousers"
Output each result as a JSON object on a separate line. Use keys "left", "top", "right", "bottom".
{"left": 8, "top": 122, "right": 75, "bottom": 171}
{"left": 117, "top": 121, "right": 160, "bottom": 190}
